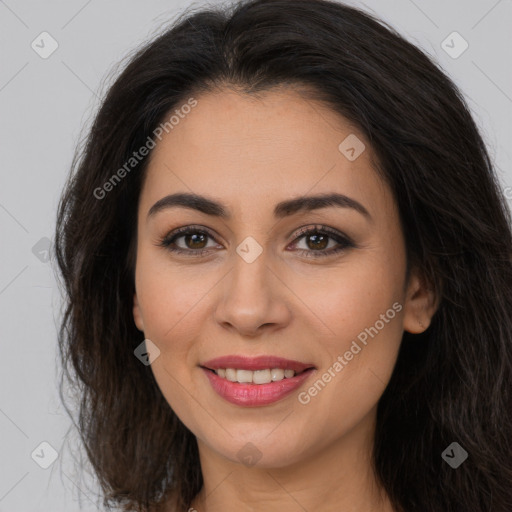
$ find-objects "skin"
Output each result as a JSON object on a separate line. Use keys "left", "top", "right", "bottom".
{"left": 132, "top": 86, "right": 438, "bottom": 512}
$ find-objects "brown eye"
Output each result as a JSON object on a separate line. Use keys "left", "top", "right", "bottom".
{"left": 183, "top": 232, "right": 208, "bottom": 249}
{"left": 304, "top": 233, "right": 329, "bottom": 250}
{"left": 290, "top": 225, "right": 355, "bottom": 258}
{"left": 159, "top": 226, "right": 221, "bottom": 256}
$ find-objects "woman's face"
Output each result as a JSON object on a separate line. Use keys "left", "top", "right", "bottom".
{"left": 133, "top": 87, "right": 434, "bottom": 468}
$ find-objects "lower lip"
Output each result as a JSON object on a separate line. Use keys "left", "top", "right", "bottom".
{"left": 201, "top": 367, "right": 315, "bottom": 406}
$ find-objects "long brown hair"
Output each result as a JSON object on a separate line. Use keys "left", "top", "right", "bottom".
{"left": 55, "top": 1, "right": 512, "bottom": 510}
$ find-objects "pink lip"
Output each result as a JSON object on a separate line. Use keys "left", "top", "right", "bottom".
{"left": 200, "top": 355, "right": 316, "bottom": 407}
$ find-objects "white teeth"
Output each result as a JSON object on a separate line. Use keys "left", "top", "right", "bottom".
{"left": 236, "top": 369, "right": 253, "bottom": 383}
{"left": 225, "top": 368, "right": 237, "bottom": 382}
{"left": 271, "top": 369, "right": 284, "bottom": 381}
{"left": 214, "top": 367, "right": 299, "bottom": 384}
{"left": 253, "top": 369, "right": 271, "bottom": 384}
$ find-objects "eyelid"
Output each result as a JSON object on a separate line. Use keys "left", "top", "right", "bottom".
{"left": 161, "top": 224, "right": 221, "bottom": 243}
{"left": 291, "top": 224, "right": 351, "bottom": 242}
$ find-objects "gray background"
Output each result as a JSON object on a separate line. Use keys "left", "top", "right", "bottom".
{"left": 0, "top": 0, "right": 511, "bottom": 510}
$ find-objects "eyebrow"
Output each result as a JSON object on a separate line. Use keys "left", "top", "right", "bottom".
{"left": 147, "top": 192, "right": 372, "bottom": 221}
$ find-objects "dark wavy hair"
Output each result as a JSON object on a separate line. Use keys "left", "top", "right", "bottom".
{"left": 54, "top": 0, "right": 512, "bottom": 510}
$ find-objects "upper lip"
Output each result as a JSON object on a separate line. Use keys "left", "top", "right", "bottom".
{"left": 201, "top": 355, "right": 315, "bottom": 373}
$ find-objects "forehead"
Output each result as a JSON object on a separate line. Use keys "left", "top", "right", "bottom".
{"left": 140, "top": 87, "right": 393, "bottom": 222}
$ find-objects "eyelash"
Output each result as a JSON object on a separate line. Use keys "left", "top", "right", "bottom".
{"left": 158, "top": 224, "right": 355, "bottom": 258}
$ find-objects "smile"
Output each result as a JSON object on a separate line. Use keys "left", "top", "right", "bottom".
{"left": 200, "top": 355, "right": 316, "bottom": 406}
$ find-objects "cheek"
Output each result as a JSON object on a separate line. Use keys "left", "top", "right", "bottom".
{"left": 297, "top": 307, "right": 403, "bottom": 445}
{"left": 289, "top": 254, "right": 404, "bottom": 413}
{"left": 134, "top": 256, "right": 221, "bottom": 403}
{"left": 135, "top": 262, "right": 210, "bottom": 422}
{"left": 288, "top": 250, "right": 404, "bottom": 347}
{"left": 137, "top": 281, "right": 205, "bottom": 357}
{"left": 135, "top": 244, "right": 213, "bottom": 337}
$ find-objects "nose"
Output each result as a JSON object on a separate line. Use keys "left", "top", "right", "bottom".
{"left": 213, "top": 249, "right": 291, "bottom": 337}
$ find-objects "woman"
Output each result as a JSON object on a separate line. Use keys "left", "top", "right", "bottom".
{"left": 54, "top": 0, "right": 512, "bottom": 510}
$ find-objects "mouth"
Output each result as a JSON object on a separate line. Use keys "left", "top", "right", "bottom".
{"left": 200, "top": 355, "right": 315, "bottom": 382}
{"left": 199, "top": 355, "right": 316, "bottom": 405}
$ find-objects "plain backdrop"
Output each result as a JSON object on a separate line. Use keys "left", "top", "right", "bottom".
{"left": 0, "top": 0, "right": 511, "bottom": 510}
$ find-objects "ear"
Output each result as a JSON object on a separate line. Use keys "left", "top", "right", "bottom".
{"left": 402, "top": 267, "right": 439, "bottom": 334}
{"left": 133, "top": 292, "right": 144, "bottom": 332}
